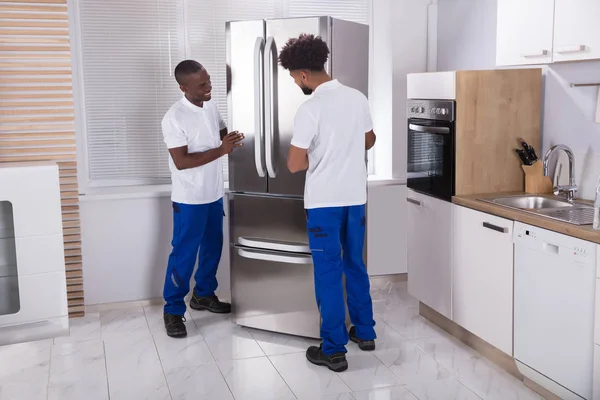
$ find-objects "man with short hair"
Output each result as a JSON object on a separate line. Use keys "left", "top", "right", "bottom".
{"left": 279, "top": 34, "right": 377, "bottom": 372}
{"left": 161, "top": 60, "right": 244, "bottom": 338}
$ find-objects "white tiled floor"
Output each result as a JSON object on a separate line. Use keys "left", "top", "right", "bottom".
{"left": 0, "top": 281, "right": 545, "bottom": 400}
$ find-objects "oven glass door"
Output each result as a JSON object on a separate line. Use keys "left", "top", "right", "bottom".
{"left": 407, "top": 118, "right": 454, "bottom": 201}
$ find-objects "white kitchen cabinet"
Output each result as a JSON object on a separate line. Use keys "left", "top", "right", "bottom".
{"left": 596, "top": 279, "right": 600, "bottom": 345}
{"left": 367, "top": 184, "right": 407, "bottom": 276}
{"left": 407, "top": 190, "right": 452, "bottom": 319}
{"left": 496, "top": 0, "right": 555, "bottom": 66}
{"left": 452, "top": 205, "right": 514, "bottom": 355}
{"left": 553, "top": 0, "right": 600, "bottom": 62}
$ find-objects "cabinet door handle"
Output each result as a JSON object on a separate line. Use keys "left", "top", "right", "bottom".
{"left": 522, "top": 50, "right": 549, "bottom": 58}
{"left": 555, "top": 45, "right": 586, "bottom": 54}
{"left": 483, "top": 222, "right": 508, "bottom": 233}
{"left": 407, "top": 197, "right": 422, "bottom": 206}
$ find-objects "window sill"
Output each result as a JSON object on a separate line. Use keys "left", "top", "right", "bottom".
{"left": 79, "top": 177, "right": 403, "bottom": 202}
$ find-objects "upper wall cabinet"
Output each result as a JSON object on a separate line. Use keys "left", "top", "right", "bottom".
{"left": 496, "top": 0, "right": 555, "bottom": 66}
{"left": 553, "top": 0, "right": 600, "bottom": 62}
{"left": 496, "top": 0, "right": 600, "bottom": 66}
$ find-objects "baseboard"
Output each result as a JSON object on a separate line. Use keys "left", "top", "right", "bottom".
{"left": 85, "top": 290, "right": 232, "bottom": 315}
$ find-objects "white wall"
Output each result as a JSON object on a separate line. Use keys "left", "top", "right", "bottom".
{"left": 437, "top": 0, "right": 600, "bottom": 199}
{"left": 81, "top": 194, "right": 230, "bottom": 305}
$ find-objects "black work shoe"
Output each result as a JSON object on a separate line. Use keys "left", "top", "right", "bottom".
{"left": 190, "top": 293, "right": 231, "bottom": 314}
{"left": 306, "top": 345, "right": 348, "bottom": 372}
{"left": 164, "top": 313, "right": 187, "bottom": 338}
{"left": 349, "top": 326, "right": 376, "bottom": 351}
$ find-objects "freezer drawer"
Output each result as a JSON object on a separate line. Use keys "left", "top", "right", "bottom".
{"left": 231, "top": 246, "right": 320, "bottom": 338}
{"left": 229, "top": 194, "right": 308, "bottom": 246}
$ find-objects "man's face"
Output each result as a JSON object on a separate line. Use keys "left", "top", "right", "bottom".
{"left": 290, "top": 70, "right": 312, "bottom": 95}
{"left": 180, "top": 68, "right": 212, "bottom": 102}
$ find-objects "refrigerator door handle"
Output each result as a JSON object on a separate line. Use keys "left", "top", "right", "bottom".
{"left": 237, "top": 247, "right": 313, "bottom": 265}
{"left": 264, "top": 36, "right": 277, "bottom": 178}
{"left": 253, "top": 37, "right": 266, "bottom": 178}
{"left": 238, "top": 236, "right": 310, "bottom": 253}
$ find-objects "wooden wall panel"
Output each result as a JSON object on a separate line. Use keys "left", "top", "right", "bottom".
{"left": 0, "top": 0, "right": 84, "bottom": 317}
{"left": 455, "top": 69, "right": 543, "bottom": 196}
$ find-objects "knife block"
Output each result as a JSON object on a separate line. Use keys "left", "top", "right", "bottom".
{"left": 522, "top": 162, "right": 553, "bottom": 194}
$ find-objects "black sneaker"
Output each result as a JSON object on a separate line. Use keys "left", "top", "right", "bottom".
{"left": 190, "top": 293, "right": 231, "bottom": 314}
{"left": 164, "top": 313, "right": 187, "bottom": 338}
{"left": 349, "top": 326, "right": 375, "bottom": 351}
{"left": 306, "top": 345, "right": 348, "bottom": 372}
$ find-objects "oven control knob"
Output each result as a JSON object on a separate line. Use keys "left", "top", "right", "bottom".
{"left": 441, "top": 108, "right": 448, "bottom": 115}
{"left": 418, "top": 107, "right": 425, "bottom": 113}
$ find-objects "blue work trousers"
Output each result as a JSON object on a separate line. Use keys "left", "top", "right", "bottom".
{"left": 306, "top": 204, "right": 376, "bottom": 355}
{"left": 163, "top": 198, "right": 223, "bottom": 316}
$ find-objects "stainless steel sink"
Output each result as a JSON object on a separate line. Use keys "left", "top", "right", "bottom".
{"left": 490, "top": 195, "right": 573, "bottom": 210}
{"left": 479, "top": 195, "right": 593, "bottom": 225}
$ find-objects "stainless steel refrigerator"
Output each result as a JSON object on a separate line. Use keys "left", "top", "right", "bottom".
{"left": 226, "top": 16, "right": 369, "bottom": 339}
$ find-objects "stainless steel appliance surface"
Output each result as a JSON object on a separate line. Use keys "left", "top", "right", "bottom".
{"left": 406, "top": 99, "right": 456, "bottom": 202}
{"left": 226, "top": 16, "right": 369, "bottom": 338}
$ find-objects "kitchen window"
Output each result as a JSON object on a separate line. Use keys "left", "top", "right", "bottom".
{"left": 71, "top": 0, "right": 371, "bottom": 193}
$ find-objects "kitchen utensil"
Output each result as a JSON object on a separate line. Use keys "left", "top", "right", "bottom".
{"left": 518, "top": 138, "right": 538, "bottom": 163}
{"left": 515, "top": 149, "right": 530, "bottom": 165}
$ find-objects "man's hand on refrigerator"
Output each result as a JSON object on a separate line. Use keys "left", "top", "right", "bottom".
{"left": 219, "top": 131, "right": 245, "bottom": 155}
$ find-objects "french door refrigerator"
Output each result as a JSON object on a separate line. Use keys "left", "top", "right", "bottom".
{"left": 227, "top": 16, "right": 369, "bottom": 338}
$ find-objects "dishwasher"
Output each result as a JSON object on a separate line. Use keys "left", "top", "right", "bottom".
{"left": 513, "top": 222, "right": 596, "bottom": 400}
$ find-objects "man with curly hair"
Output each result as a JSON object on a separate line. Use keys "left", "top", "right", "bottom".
{"left": 279, "top": 34, "right": 377, "bottom": 372}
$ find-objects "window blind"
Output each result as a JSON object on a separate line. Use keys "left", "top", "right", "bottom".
{"left": 285, "top": 0, "right": 369, "bottom": 23}
{"left": 77, "top": 0, "right": 371, "bottom": 188}
{"left": 186, "top": 0, "right": 283, "bottom": 181}
{"left": 78, "top": 0, "right": 185, "bottom": 186}
{"left": 0, "top": 0, "right": 83, "bottom": 317}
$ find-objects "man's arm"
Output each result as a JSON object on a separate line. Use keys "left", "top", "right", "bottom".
{"left": 169, "top": 146, "right": 226, "bottom": 171}
{"left": 366, "top": 130, "right": 376, "bottom": 150}
{"left": 288, "top": 105, "right": 315, "bottom": 174}
{"left": 169, "top": 132, "right": 244, "bottom": 170}
{"left": 287, "top": 145, "right": 309, "bottom": 173}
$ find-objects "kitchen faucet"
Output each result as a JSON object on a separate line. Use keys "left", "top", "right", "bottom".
{"left": 543, "top": 144, "right": 577, "bottom": 202}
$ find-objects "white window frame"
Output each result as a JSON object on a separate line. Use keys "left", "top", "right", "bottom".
{"left": 71, "top": 0, "right": 375, "bottom": 195}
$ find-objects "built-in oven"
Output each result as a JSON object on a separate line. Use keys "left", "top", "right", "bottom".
{"left": 407, "top": 99, "right": 456, "bottom": 202}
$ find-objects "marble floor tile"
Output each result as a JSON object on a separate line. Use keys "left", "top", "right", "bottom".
{"left": 249, "top": 328, "right": 310, "bottom": 356}
{"left": 47, "top": 340, "right": 109, "bottom": 400}
{"left": 218, "top": 356, "right": 296, "bottom": 400}
{"left": 203, "top": 324, "right": 265, "bottom": 361}
{"left": 372, "top": 341, "right": 480, "bottom": 400}
{"left": 338, "top": 352, "right": 403, "bottom": 392}
{"left": 372, "top": 318, "right": 408, "bottom": 345}
{"left": 100, "top": 307, "right": 151, "bottom": 339}
{"left": 412, "top": 334, "right": 483, "bottom": 377}
{"left": 269, "top": 352, "right": 352, "bottom": 399}
{"left": 103, "top": 332, "right": 170, "bottom": 400}
{"left": 383, "top": 307, "right": 447, "bottom": 340}
{"left": 54, "top": 312, "right": 102, "bottom": 344}
{"left": 316, "top": 394, "right": 356, "bottom": 400}
{"left": 0, "top": 339, "right": 52, "bottom": 400}
{"left": 153, "top": 329, "right": 214, "bottom": 369}
{"left": 164, "top": 363, "right": 234, "bottom": 400}
{"left": 352, "top": 385, "right": 418, "bottom": 400}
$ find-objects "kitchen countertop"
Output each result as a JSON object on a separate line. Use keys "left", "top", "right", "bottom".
{"left": 453, "top": 192, "right": 600, "bottom": 245}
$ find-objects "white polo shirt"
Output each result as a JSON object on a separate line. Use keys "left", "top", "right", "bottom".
{"left": 291, "top": 79, "right": 373, "bottom": 209}
{"left": 162, "top": 96, "right": 226, "bottom": 205}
